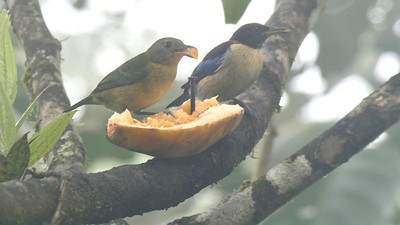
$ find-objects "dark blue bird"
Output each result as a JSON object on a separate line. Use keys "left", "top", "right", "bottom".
{"left": 167, "top": 23, "right": 289, "bottom": 113}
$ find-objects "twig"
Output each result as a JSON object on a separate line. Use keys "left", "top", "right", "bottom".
{"left": 252, "top": 120, "right": 277, "bottom": 180}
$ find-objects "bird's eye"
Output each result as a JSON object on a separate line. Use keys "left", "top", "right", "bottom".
{"left": 254, "top": 27, "right": 260, "bottom": 32}
{"left": 163, "top": 41, "right": 171, "bottom": 48}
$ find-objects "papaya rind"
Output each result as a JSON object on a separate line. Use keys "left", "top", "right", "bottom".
{"left": 106, "top": 104, "right": 244, "bottom": 158}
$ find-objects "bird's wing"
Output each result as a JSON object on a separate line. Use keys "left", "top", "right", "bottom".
{"left": 92, "top": 53, "right": 149, "bottom": 94}
{"left": 190, "top": 41, "right": 232, "bottom": 81}
{"left": 166, "top": 88, "right": 190, "bottom": 108}
{"left": 168, "top": 41, "right": 232, "bottom": 108}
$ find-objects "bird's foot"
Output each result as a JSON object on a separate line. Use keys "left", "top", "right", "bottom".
{"left": 134, "top": 111, "right": 157, "bottom": 116}
{"left": 226, "top": 98, "right": 253, "bottom": 116}
{"left": 227, "top": 98, "right": 257, "bottom": 122}
{"left": 163, "top": 106, "right": 178, "bottom": 114}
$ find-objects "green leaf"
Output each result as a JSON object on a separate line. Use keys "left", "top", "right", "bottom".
{"left": 15, "top": 86, "right": 49, "bottom": 132}
{"left": 221, "top": 0, "right": 251, "bottom": 24}
{"left": 0, "top": 79, "right": 16, "bottom": 156}
{"left": 5, "top": 133, "right": 30, "bottom": 180}
{"left": 0, "top": 9, "right": 17, "bottom": 103}
{"left": 0, "top": 154, "right": 7, "bottom": 181}
{"left": 0, "top": 134, "right": 30, "bottom": 182}
{"left": 0, "top": 9, "right": 17, "bottom": 156}
{"left": 28, "top": 111, "right": 76, "bottom": 167}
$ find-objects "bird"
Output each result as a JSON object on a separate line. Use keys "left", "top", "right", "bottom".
{"left": 64, "top": 37, "right": 198, "bottom": 114}
{"left": 166, "top": 23, "right": 289, "bottom": 113}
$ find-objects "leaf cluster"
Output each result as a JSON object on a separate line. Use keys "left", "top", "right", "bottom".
{"left": 0, "top": 10, "right": 74, "bottom": 182}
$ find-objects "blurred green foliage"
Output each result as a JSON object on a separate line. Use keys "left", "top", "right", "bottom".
{"left": 261, "top": 0, "right": 400, "bottom": 224}
{"left": 265, "top": 140, "right": 400, "bottom": 225}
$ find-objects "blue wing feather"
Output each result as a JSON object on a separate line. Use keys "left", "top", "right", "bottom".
{"left": 169, "top": 41, "right": 233, "bottom": 108}
{"left": 191, "top": 53, "right": 224, "bottom": 80}
{"left": 190, "top": 41, "right": 232, "bottom": 81}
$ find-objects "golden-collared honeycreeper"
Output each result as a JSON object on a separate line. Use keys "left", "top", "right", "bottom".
{"left": 167, "top": 23, "right": 289, "bottom": 114}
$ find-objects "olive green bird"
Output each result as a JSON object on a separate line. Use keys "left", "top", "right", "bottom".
{"left": 64, "top": 37, "right": 198, "bottom": 114}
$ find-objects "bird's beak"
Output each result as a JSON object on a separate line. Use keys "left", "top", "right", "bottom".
{"left": 175, "top": 45, "right": 198, "bottom": 59}
{"left": 264, "top": 27, "right": 290, "bottom": 37}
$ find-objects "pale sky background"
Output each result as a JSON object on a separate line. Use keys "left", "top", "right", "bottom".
{"left": 39, "top": 0, "right": 398, "bottom": 164}
{"left": 40, "top": 0, "right": 398, "bottom": 125}
{"left": 36, "top": 0, "right": 399, "bottom": 169}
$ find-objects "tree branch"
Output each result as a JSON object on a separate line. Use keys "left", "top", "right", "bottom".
{"left": 0, "top": 0, "right": 324, "bottom": 224}
{"left": 4, "top": 0, "right": 85, "bottom": 173}
{"left": 253, "top": 121, "right": 277, "bottom": 180}
{"left": 167, "top": 72, "right": 400, "bottom": 224}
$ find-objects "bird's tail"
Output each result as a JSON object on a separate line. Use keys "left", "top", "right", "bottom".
{"left": 63, "top": 96, "right": 93, "bottom": 113}
{"left": 166, "top": 88, "right": 190, "bottom": 108}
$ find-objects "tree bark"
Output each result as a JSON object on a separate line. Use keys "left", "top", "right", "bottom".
{"left": 5, "top": 0, "right": 85, "bottom": 174}
{"left": 9, "top": 0, "right": 398, "bottom": 225}
{"left": 169, "top": 72, "right": 400, "bottom": 224}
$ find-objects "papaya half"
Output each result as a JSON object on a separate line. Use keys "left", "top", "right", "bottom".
{"left": 106, "top": 97, "right": 244, "bottom": 158}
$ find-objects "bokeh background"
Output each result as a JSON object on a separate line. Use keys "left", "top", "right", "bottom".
{"left": 8, "top": 0, "right": 400, "bottom": 224}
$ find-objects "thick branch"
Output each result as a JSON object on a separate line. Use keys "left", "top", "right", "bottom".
{"left": 5, "top": 0, "right": 85, "bottom": 173}
{"left": 0, "top": 178, "right": 59, "bottom": 225}
{"left": 169, "top": 73, "right": 400, "bottom": 224}
{"left": 49, "top": 51, "right": 282, "bottom": 224}
{"left": 0, "top": 0, "right": 321, "bottom": 224}
{"left": 0, "top": 69, "right": 278, "bottom": 225}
